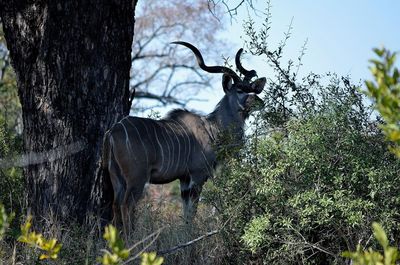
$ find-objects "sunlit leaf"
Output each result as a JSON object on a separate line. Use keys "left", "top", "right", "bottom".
{"left": 372, "top": 222, "right": 389, "bottom": 248}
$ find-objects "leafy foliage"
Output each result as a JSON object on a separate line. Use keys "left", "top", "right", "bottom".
{"left": 98, "top": 224, "right": 164, "bottom": 265}
{"left": 18, "top": 216, "right": 62, "bottom": 260}
{"left": 1, "top": 205, "right": 167, "bottom": 264}
{"left": 0, "top": 204, "right": 13, "bottom": 240}
{"left": 98, "top": 225, "right": 130, "bottom": 265}
{"left": 341, "top": 48, "right": 400, "bottom": 265}
{"left": 140, "top": 252, "right": 164, "bottom": 265}
{"left": 207, "top": 77, "right": 400, "bottom": 264}
{"left": 343, "top": 222, "right": 400, "bottom": 265}
{"left": 365, "top": 47, "right": 400, "bottom": 156}
{"left": 204, "top": 15, "right": 400, "bottom": 263}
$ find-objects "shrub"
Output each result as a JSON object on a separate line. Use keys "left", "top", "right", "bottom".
{"left": 343, "top": 222, "right": 400, "bottom": 265}
{"left": 18, "top": 215, "right": 62, "bottom": 261}
{"left": 205, "top": 76, "right": 400, "bottom": 264}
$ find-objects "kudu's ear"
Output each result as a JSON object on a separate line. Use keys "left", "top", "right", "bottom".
{"left": 222, "top": 74, "right": 233, "bottom": 93}
{"left": 251, "top": 77, "right": 266, "bottom": 94}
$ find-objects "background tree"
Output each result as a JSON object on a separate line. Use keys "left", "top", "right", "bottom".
{"left": 207, "top": 0, "right": 258, "bottom": 17}
{"left": 131, "top": 0, "right": 226, "bottom": 113}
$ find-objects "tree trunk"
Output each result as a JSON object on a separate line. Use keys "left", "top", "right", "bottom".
{"left": 0, "top": 0, "right": 137, "bottom": 223}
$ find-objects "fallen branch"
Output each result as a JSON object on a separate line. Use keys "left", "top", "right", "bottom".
{"left": 157, "top": 229, "right": 219, "bottom": 255}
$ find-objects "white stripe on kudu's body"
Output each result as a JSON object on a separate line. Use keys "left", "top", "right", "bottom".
{"left": 162, "top": 122, "right": 174, "bottom": 176}
{"left": 102, "top": 41, "right": 266, "bottom": 236}
{"left": 119, "top": 121, "right": 132, "bottom": 157}
{"left": 152, "top": 126, "right": 165, "bottom": 174}
{"left": 124, "top": 117, "right": 149, "bottom": 168}
{"left": 165, "top": 123, "right": 181, "bottom": 174}
{"left": 172, "top": 119, "right": 191, "bottom": 169}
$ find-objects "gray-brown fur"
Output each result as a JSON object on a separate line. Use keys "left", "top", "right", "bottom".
{"left": 102, "top": 42, "right": 266, "bottom": 236}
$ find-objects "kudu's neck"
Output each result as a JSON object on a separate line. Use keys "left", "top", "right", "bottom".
{"left": 205, "top": 96, "right": 245, "bottom": 142}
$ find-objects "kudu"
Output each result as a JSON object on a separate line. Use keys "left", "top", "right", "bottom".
{"left": 102, "top": 41, "right": 266, "bottom": 236}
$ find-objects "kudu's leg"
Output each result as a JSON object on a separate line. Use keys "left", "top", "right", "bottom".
{"left": 120, "top": 192, "right": 131, "bottom": 239}
{"left": 108, "top": 158, "right": 125, "bottom": 228}
{"left": 121, "top": 185, "right": 134, "bottom": 239}
{"left": 121, "top": 170, "right": 148, "bottom": 240}
{"left": 121, "top": 186, "right": 146, "bottom": 240}
{"left": 180, "top": 178, "right": 204, "bottom": 223}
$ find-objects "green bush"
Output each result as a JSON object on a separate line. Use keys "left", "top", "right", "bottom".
{"left": 339, "top": 48, "right": 400, "bottom": 265}
{"left": 18, "top": 215, "right": 62, "bottom": 261}
{"left": 343, "top": 222, "right": 400, "bottom": 265}
{"left": 203, "top": 14, "right": 400, "bottom": 263}
{"left": 205, "top": 76, "right": 400, "bottom": 264}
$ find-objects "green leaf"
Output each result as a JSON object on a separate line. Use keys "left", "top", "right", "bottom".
{"left": 393, "top": 68, "right": 399, "bottom": 81}
{"left": 373, "top": 48, "right": 385, "bottom": 57}
{"left": 140, "top": 252, "right": 164, "bottom": 265}
{"left": 99, "top": 224, "right": 130, "bottom": 265}
{"left": 372, "top": 222, "right": 389, "bottom": 248}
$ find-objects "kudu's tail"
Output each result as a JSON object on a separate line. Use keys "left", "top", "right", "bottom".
{"left": 98, "top": 130, "right": 113, "bottom": 223}
{"left": 101, "top": 130, "right": 111, "bottom": 172}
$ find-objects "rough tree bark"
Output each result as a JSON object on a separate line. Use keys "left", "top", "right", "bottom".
{"left": 0, "top": 0, "right": 137, "bottom": 223}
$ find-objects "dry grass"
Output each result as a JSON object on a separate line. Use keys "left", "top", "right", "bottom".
{"left": 0, "top": 182, "right": 227, "bottom": 265}
{"left": 126, "top": 182, "right": 225, "bottom": 265}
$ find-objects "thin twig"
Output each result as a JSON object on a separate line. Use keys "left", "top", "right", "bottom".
{"left": 121, "top": 228, "right": 163, "bottom": 264}
{"left": 157, "top": 229, "right": 219, "bottom": 255}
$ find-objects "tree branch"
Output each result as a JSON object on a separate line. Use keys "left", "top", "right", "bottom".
{"left": 134, "top": 90, "right": 186, "bottom": 106}
{"left": 156, "top": 229, "right": 219, "bottom": 256}
{"left": 129, "top": 0, "right": 226, "bottom": 111}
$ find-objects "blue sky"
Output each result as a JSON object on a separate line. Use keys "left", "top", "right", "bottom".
{"left": 260, "top": 0, "right": 399, "bottom": 78}
{"left": 185, "top": 0, "right": 400, "bottom": 114}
